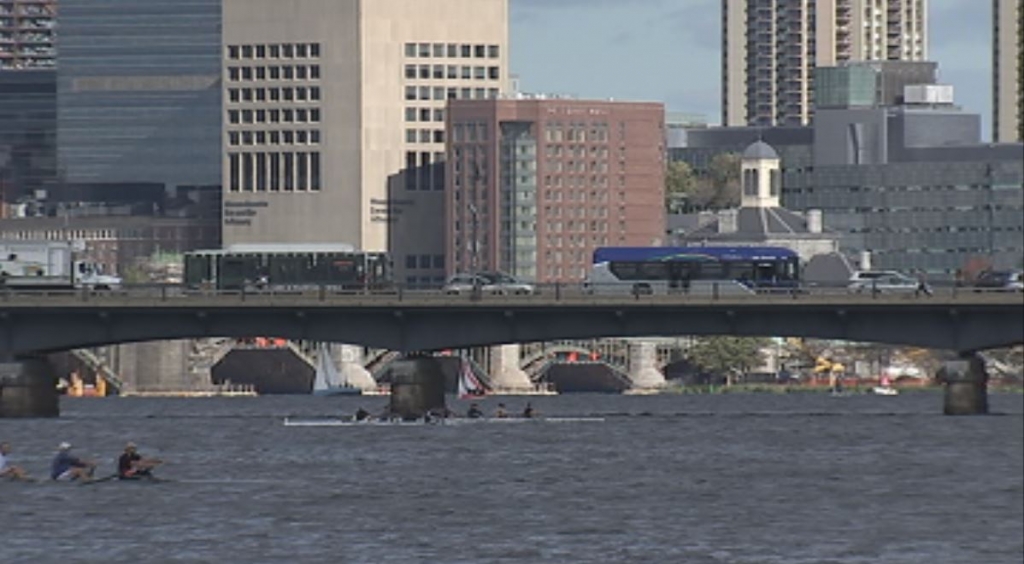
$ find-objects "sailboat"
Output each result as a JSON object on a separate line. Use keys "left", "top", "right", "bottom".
{"left": 457, "top": 358, "right": 487, "bottom": 399}
{"left": 312, "top": 344, "right": 362, "bottom": 396}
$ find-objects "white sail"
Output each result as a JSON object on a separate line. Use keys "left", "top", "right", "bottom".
{"left": 458, "top": 358, "right": 486, "bottom": 399}
{"left": 313, "top": 344, "right": 341, "bottom": 392}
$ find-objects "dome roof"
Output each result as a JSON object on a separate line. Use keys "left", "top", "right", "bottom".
{"left": 742, "top": 140, "right": 779, "bottom": 160}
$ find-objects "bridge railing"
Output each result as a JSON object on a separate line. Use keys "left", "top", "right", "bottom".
{"left": 0, "top": 280, "right": 1020, "bottom": 304}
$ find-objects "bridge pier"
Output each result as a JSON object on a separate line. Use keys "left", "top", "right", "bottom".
{"left": 627, "top": 339, "right": 666, "bottom": 391}
{"left": 334, "top": 344, "right": 378, "bottom": 391}
{"left": 389, "top": 355, "right": 446, "bottom": 420}
{"left": 489, "top": 344, "right": 533, "bottom": 392}
{"left": 938, "top": 353, "right": 989, "bottom": 416}
{"left": 0, "top": 357, "right": 59, "bottom": 418}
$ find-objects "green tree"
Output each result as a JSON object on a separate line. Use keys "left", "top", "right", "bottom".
{"left": 705, "top": 152, "right": 742, "bottom": 209}
{"left": 688, "top": 336, "right": 770, "bottom": 386}
{"left": 665, "top": 161, "right": 697, "bottom": 213}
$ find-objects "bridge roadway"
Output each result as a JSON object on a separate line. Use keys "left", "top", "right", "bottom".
{"left": 0, "top": 286, "right": 1022, "bottom": 357}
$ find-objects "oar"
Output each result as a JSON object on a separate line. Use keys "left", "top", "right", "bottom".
{"left": 79, "top": 474, "right": 119, "bottom": 486}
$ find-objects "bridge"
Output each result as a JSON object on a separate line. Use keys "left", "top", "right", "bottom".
{"left": 2, "top": 287, "right": 1022, "bottom": 358}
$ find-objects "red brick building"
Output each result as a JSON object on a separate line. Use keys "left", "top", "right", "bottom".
{"left": 446, "top": 96, "right": 665, "bottom": 283}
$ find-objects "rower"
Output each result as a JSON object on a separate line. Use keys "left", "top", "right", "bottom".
{"left": 522, "top": 403, "right": 535, "bottom": 418}
{"left": 495, "top": 403, "right": 508, "bottom": 418}
{"left": 117, "top": 442, "right": 162, "bottom": 480}
{"left": 0, "top": 442, "right": 30, "bottom": 481}
{"left": 50, "top": 442, "right": 96, "bottom": 482}
{"left": 355, "top": 407, "right": 371, "bottom": 421}
{"left": 466, "top": 403, "right": 484, "bottom": 419}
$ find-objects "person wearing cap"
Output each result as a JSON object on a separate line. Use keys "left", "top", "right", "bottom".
{"left": 0, "top": 442, "right": 31, "bottom": 481}
{"left": 117, "top": 442, "right": 162, "bottom": 480}
{"left": 50, "top": 442, "right": 96, "bottom": 482}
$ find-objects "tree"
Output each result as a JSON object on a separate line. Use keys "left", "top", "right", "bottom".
{"left": 688, "top": 337, "right": 770, "bottom": 386}
{"left": 705, "top": 153, "right": 742, "bottom": 209}
{"left": 665, "top": 161, "right": 697, "bottom": 213}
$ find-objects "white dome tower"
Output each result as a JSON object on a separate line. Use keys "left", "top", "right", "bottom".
{"left": 740, "top": 141, "right": 782, "bottom": 209}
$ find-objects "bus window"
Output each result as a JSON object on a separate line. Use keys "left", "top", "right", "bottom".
{"left": 638, "top": 262, "right": 668, "bottom": 279}
{"left": 609, "top": 262, "right": 640, "bottom": 280}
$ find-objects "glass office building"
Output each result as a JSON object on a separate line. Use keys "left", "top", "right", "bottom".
{"left": 0, "top": 69, "right": 56, "bottom": 209}
{"left": 56, "top": 0, "right": 222, "bottom": 189}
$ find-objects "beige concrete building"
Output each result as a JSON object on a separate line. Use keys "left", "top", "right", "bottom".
{"left": 723, "top": 0, "right": 928, "bottom": 127}
{"left": 994, "top": 0, "right": 1023, "bottom": 143}
{"left": 221, "top": 0, "right": 509, "bottom": 283}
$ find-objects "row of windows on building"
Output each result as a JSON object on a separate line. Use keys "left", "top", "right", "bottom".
{"left": 405, "top": 85, "right": 499, "bottom": 102}
{"left": 227, "top": 151, "right": 321, "bottom": 192}
{"left": 407, "top": 128, "right": 446, "bottom": 144}
{"left": 405, "top": 64, "right": 500, "bottom": 81}
{"left": 404, "top": 150, "right": 445, "bottom": 191}
{"left": 227, "top": 65, "right": 321, "bottom": 82}
{"left": 228, "top": 107, "right": 321, "bottom": 125}
{"left": 227, "top": 43, "right": 320, "bottom": 60}
{"left": 228, "top": 86, "right": 320, "bottom": 104}
{"left": 404, "top": 254, "right": 446, "bottom": 270}
{"left": 405, "top": 43, "right": 499, "bottom": 60}
{"left": 227, "top": 129, "right": 321, "bottom": 147}
{"left": 407, "top": 107, "right": 446, "bottom": 123}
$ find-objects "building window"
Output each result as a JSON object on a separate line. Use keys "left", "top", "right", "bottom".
{"left": 405, "top": 64, "right": 416, "bottom": 79}
{"left": 228, "top": 46, "right": 240, "bottom": 60}
{"left": 228, "top": 67, "right": 240, "bottom": 81}
{"left": 488, "top": 45, "right": 500, "bottom": 59}
{"left": 406, "top": 107, "right": 417, "bottom": 122}
{"left": 310, "top": 65, "right": 320, "bottom": 79}
{"left": 269, "top": 152, "right": 281, "bottom": 191}
{"left": 309, "top": 43, "right": 320, "bottom": 58}
{"left": 296, "top": 66, "right": 307, "bottom": 80}
{"left": 406, "top": 129, "right": 417, "bottom": 143}
{"left": 461, "top": 44, "right": 471, "bottom": 58}
{"left": 241, "top": 67, "right": 252, "bottom": 81}
{"left": 229, "top": 153, "right": 240, "bottom": 191}
{"left": 488, "top": 67, "right": 500, "bottom": 80}
{"left": 310, "top": 152, "right": 320, "bottom": 191}
{"left": 770, "top": 169, "right": 780, "bottom": 196}
{"left": 474, "top": 45, "right": 485, "bottom": 58}
{"left": 256, "top": 153, "right": 267, "bottom": 191}
{"left": 269, "top": 44, "right": 280, "bottom": 58}
{"left": 406, "top": 255, "right": 418, "bottom": 269}
{"left": 405, "top": 43, "right": 417, "bottom": 57}
{"left": 309, "top": 109, "right": 320, "bottom": 122}
{"left": 283, "top": 153, "right": 294, "bottom": 191}
{"left": 282, "top": 44, "right": 293, "bottom": 58}
{"left": 242, "top": 153, "right": 254, "bottom": 191}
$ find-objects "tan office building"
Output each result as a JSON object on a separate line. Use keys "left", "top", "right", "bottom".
{"left": 723, "top": 0, "right": 928, "bottom": 127}
{"left": 994, "top": 0, "right": 1023, "bottom": 143}
{"left": 446, "top": 97, "right": 666, "bottom": 283}
{"left": 221, "top": 0, "right": 509, "bottom": 275}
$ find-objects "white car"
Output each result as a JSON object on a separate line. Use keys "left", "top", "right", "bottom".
{"left": 848, "top": 271, "right": 918, "bottom": 294}
{"left": 443, "top": 272, "right": 535, "bottom": 295}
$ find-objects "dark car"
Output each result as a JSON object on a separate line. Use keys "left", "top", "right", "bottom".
{"left": 973, "top": 270, "right": 1024, "bottom": 292}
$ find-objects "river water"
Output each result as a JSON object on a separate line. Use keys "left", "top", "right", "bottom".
{"left": 1, "top": 393, "right": 1021, "bottom": 564}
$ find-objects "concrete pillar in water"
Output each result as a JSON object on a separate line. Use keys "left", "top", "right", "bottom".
{"left": 389, "top": 355, "right": 446, "bottom": 420}
{"left": 333, "top": 344, "right": 378, "bottom": 391}
{"left": 489, "top": 343, "right": 533, "bottom": 391}
{"left": 627, "top": 339, "right": 667, "bottom": 390}
{"left": 0, "top": 357, "right": 59, "bottom": 418}
{"left": 939, "top": 353, "right": 989, "bottom": 416}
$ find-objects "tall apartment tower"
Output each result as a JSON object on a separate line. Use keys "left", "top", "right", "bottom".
{"left": 446, "top": 97, "right": 666, "bottom": 284}
{"left": 0, "top": 0, "right": 56, "bottom": 71}
{"left": 0, "top": 0, "right": 57, "bottom": 210}
{"left": 723, "top": 0, "right": 928, "bottom": 127}
{"left": 994, "top": 0, "right": 1023, "bottom": 143}
{"left": 222, "top": 0, "right": 509, "bottom": 276}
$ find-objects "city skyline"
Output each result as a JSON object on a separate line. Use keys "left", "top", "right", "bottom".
{"left": 510, "top": 0, "right": 997, "bottom": 137}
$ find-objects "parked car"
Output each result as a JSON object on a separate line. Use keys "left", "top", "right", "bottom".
{"left": 443, "top": 272, "right": 535, "bottom": 295}
{"left": 847, "top": 271, "right": 918, "bottom": 294}
{"left": 973, "top": 270, "right": 1024, "bottom": 292}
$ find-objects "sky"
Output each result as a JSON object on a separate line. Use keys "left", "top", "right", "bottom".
{"left": 509, "top": 0, "right": 994, "bottom": 138}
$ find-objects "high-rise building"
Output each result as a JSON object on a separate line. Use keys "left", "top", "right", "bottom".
{"left": 0, "top": 0, "right": 56, "bottom": 71}
{"left": 446, "top": 97, "right": 665, "bottom": 284}
{"left": 4, "top": 0, "right": 222, "bottom": 269}
{"left": 56, "top": 0, "right": 222, "bottom": 190}
{"left": 994, "top": 0, "right": 1023, "bottom": 143}
{"left": 221, "top": 0, "right": 509, "bottom": 285}
{"left": 0, "top": 0, "right": 57, "bottom": 212}
{"left": 723, "top": 0, "right": 928, "bottom": 127}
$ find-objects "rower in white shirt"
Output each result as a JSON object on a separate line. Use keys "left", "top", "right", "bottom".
{"left": 0, "top": 442, "right": 31, "bottom": 481}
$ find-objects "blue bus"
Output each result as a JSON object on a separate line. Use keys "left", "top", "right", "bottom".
{"left": 585, "top": 246, "right": 800, "bottom": 295}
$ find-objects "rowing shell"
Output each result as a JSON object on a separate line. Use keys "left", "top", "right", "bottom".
{"left": 282, "top": 416, "right": 605, "bottom": 427}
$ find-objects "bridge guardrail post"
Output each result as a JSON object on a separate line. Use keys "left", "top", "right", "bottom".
{"left": 398, "top": 284, "right": 403, "bottom": 302}
{"left": 240, "top": 285, "right": 246, "bottom": 303}
{"left": 555, "top": 282, "right": 561, "bottom": 301}
{"left": 712, "top": 282, "right": 719, "bottom": 301}
{"left": 161, "top": 285, "right": 167, "bottom": 302}
{"left": 318, "top": 283, "right": 326, "bottom": 302}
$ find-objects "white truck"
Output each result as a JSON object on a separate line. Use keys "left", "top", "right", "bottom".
{"left": 0, "top": 240, "right": 122, "bottom": 290}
